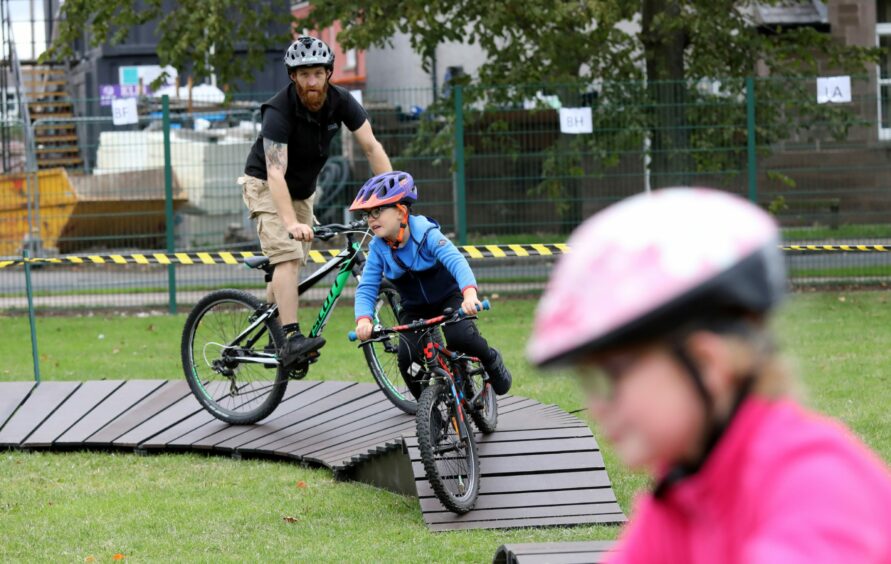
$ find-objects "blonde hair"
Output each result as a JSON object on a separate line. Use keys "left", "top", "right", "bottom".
{"left": 722, "top": 328, "right": 803, "bottom": 401}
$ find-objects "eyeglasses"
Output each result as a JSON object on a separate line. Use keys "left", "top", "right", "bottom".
{"left": 362, "top": 205, "right": 395, "bottom": 221}
{"left": 575, "top": 351, "right": 643, "bottom": 401}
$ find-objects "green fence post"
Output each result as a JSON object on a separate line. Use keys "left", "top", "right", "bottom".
{"left": 162, "top": 95, "right": 177, "bottom": 314}
{"left": 453, "top": 85, "right": 467, "bottom": 244}
{"left": 23, "top": 250, "right": 40, "bottom": 384}
{"left": 746, "top": 76, "right": 758, "bottom": 203}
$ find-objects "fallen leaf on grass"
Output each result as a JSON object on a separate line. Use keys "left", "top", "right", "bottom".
{"left": 83, "top": 556, "right": 96, "bottom": 563}
{"left": 112, "top": 554, "right": 126, "bottom": 560}
{"left": 295, "top": 481, "right": 307, "bottom": 488}
{"left": 147, "top": 324, "right": 156, "bottom": 332}
{"left": 282, "top": 515, "right": 299, "bottom": 523}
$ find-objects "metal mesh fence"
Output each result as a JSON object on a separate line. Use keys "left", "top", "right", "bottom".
{"left": 2, "top": 77, "right": 891, "bottom": 318}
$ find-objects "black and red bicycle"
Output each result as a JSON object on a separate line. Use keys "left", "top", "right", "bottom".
{"left": 349, "top": 300, "right": 497, "bottom": 514}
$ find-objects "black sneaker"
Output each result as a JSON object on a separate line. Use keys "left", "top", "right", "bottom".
{"left": 483, "top": 349, "right": 512, "bottom": 395}
{"left": 280, "top": 333, "right": 326, "bottom": 367}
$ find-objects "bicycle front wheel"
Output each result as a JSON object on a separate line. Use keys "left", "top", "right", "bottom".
{"left": 462, "top": 361, "right": 498, "bottom": 434}
{"left": 363, "top": 282, "right": 418, "bottom": 414}
{"left": 181, "top": 289, "right": 287, "bottom": 425}
{"left": 416, "top": 377, "right": 480, "bottom": 514}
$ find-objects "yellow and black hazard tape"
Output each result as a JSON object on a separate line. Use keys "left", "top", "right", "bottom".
{"left": 782, "top": 244, "right": 891, "bottom": 252}
{"left": 0, "top": 244, "right": 571, "bottom": 269}
{"left": 0, "top": 243, "right": 888, "bottom": 269}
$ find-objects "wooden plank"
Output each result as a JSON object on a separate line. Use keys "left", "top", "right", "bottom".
{"left": 494, "top": 541, "right": 617, "bottom": 564}
{"left": 323, "top": 430, "right": 410, "bottom": 466}
{"left": 415, "top": 470, "right": 611, "bottom": 497}
{"left": 165, "top": 380, "right": 323, "bottom": 448}
{"left": 244, "top": 392, "right": 388, "bottom": 452}
{"left": 197, "top": 381, "right": 355, "bottom": 451}
{"left": 86, "top": 380, "right": 192, "bottom": 444}
{"left": 300, "top": 416, "right": 415, "bottom": 460}
{"left": 23, "top": 381, "right": 124, "bottom": 447}
{"left": 227, "top": 384, "right": 374, "bottom": 452}
{"left": 408, "top": 438, "right": 597, "bottom": 461}
{"left": 138, "top": 382, "right": 246, "bottom": 449}
{"left": 430, "top": 513, "right": 624, "bottom": 531}
{"left": 403, "top": 426, "right": 594, "bottom": 449}
{"left": 420, "top": 487, "right": 616, "bottom": 512}
{"left": 274, "top": 402, "right": 408, "bottom": 455}
{"left": 137, "top": 408, "right": 218, "bottom": 449}
{"left": 411, "top": 451, "right": 604, "bottom": 477}
{"left": 54, "top": 380, "right": 166, "bottom": 445}
{"left": 0, "top": 382, "right": 81, "bottom": 445}
{"left": 113, "top": 387, "right": 213, "bottom": 448}
{"left": 0, "top": 382, "right": 36, "bottom": 432}
{"left": 423, "top": 502, "right": 624, "bottom": 524}
{"left": 497, "top": 540, "right": 616, "bottom": 556}
{"left": 308, "top": 423, "right": 415, "bottom": 467}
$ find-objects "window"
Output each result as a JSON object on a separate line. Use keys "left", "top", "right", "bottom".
{"left": 345, "top": 48, "right": 357, "bottom": 70}
{"left": 878, "top": 1, "right": 891, "bottom": 139}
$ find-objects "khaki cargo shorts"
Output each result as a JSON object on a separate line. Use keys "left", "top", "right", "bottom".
{"left": 239, "top": 175, "right": 315, "bottom": 266}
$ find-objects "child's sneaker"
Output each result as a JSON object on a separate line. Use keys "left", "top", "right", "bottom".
{"left": 484, "top": 349, "right": 512, "bottom": 395}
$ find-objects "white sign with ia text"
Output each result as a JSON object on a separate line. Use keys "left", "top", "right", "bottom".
{"left": 816, "top": 76, "right": 852, "bottom": 104}
{"left": 111, "top": 97, "right": 139, "bottom": 126}
{"left": 559, "top": 107, "right": 593, "bottom": 134}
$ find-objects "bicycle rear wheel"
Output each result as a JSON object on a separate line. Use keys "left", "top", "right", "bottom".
{"left": 416, "top": 376, "right": 480, "bottom": 514}
{"left": 181, "top": 289, "right": 287, "bottom": 425}
{"left": 363, "top": 282, "right": 418, "bottom": 414}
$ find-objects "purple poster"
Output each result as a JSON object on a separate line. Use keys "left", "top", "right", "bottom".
{"left": 99, "top": 84, "right": 152, "bottom": 107}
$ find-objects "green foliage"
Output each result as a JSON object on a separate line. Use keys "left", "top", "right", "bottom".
{"left": 43, "top": 0, "right": 293, "bottom": 90}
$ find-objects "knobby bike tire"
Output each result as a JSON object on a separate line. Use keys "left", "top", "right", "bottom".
{"left": 363, "top": 282, "right": 419, "bottom": 414}
{"left": 416, "top": 377, "right": 480, "bottom": 514}
{"left": 462, "top": 361, "right": 498, "bottom": 434}
{"left": 181, "top": 289, "right": 287, "bottom": 425}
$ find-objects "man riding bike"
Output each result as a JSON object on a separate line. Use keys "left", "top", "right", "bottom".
{"left": 240, "top": 36, "right": 393, "bottom": 368}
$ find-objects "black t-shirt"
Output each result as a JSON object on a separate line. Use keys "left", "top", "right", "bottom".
{"left": 244, "top": 83, "right": 368, "bottom": 200}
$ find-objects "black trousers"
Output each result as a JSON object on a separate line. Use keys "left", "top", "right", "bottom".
{"left": 397, "top": 293, "right": 497, "bottom": 398}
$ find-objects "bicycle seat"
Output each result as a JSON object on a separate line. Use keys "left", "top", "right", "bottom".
{"left": 243, "top": 256, "right": 270, "bottom": 270}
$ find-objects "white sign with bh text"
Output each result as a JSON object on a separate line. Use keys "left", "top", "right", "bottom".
{"left": 559, "top": 107, "right": 593, "bottom": 134}
{"left": 111, "top": 97, "right": 139, "bottom": 126}
{"left": 816, "top": 76, "right": 852, "bottom": 104}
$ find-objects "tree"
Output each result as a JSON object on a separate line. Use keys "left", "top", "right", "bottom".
{"left": 43, "top": 0, "right": 293, "bottom": 90}
{"left": 46, "top": 1, "right": 882, "bottom": 223}
{"left": 303, "top": 0, "right": 880, "bottom": 190}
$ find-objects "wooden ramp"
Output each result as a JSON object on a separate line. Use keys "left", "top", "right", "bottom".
{"left": 0, "top": 380, "right": 626, "bottom": 531}
{"left": 493, "top": 541, "right": 617, "bottom": 563}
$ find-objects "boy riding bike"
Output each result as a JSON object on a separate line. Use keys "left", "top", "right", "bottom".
{"left": 352, "top": 171, "right": 512, "bottom": 399}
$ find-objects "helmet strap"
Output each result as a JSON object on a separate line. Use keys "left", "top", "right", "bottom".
{"left": 388, "top": 204, "right": 410, "bottom": 250}
{"left": 652, "top": 343, "right": 756, "bottom": 499}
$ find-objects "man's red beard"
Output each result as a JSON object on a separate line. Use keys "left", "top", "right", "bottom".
{"left": 297, "top": 81, "right": 328, "bottom": 112}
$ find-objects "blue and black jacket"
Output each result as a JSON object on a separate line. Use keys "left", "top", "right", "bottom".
{"left": 354, "top": 215, "right": 477, "bottom": 322}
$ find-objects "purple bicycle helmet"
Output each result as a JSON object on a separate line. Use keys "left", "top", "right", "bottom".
{"left": 349, "top": 171, "right": 418, "bottom": 211}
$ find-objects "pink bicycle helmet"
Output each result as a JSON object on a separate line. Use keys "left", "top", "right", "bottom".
{"left": 528, "top": 188, "right": 786, "bottom": 368}
{"left": 349, "top": 171, "right": 418, "bottom": 212}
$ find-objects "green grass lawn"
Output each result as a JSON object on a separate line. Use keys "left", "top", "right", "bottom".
{"left": 1, "top": 293, "right": 890, "bottom": 561}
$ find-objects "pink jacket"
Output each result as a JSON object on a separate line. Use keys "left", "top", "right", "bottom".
{"left": 608, "top": 397, "right": 891, "bottom": 564}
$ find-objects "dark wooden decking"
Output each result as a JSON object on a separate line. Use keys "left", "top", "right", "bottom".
{"left": 0, "top": 380, "right": 626, "bottom": 531}
{"left": 493, "top": 541, "right": 617, "bottom": 563}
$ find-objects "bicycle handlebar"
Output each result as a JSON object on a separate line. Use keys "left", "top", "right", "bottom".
{"left": 348, "top": 299, "right": 491, "bottom": 342}
{"left": 288, "top": 220, "right": 369, "bottom": 242}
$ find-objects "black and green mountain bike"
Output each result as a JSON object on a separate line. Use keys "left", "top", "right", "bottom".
{"left": 180, "top": 220, "right": 418, "bottom": 425}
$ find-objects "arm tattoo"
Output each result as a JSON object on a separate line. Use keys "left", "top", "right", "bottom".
{"left": 263, "top": 138, "right": 288, "bottom": 175}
